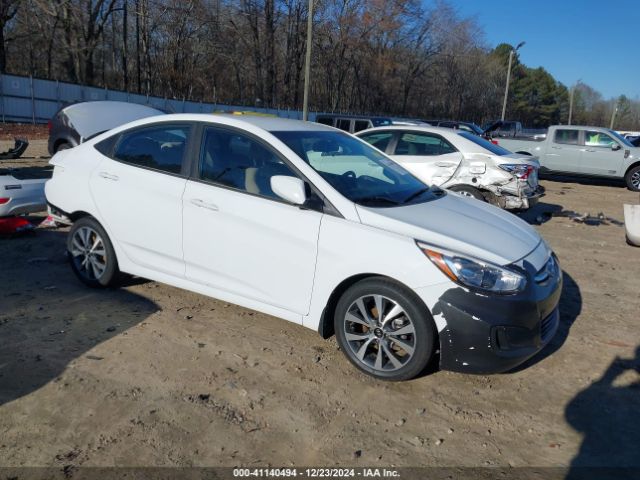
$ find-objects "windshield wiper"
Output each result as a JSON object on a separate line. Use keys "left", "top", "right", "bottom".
{"left": 402, "top": 187, "right": 431, "bottom": 204}
{"left": 355, "top": 195, "right": 400, "bottom": 206}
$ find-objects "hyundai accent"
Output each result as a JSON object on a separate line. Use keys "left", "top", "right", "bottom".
{"left": 45, "top": 114, "right": 561, "bottom": 380}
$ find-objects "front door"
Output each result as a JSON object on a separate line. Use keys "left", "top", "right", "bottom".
{"left": 182, "top": 126, "right": 322, "bottom": 316}
{"left": 580, "top": 130, "right": 626, "bottom": 177}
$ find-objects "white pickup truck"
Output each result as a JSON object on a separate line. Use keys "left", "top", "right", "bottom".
{"left": 493, "top": 125, "right": 640, "bottom": 191}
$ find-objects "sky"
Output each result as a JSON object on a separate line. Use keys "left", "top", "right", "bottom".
{"left": 445, "top": 0, "right": 640, "bottom": 99}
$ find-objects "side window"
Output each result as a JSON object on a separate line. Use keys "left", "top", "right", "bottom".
{"left": 353, "top": 120, "right": 371, "bottom": 132}
{"left": 336, "top": 119, "right": 351, "bottom": 132}
{"left": 316, "top": 116, "right": 334, "bottom": 126}
{"left": 554, "top": 129, "right": 579, "bottom": 145}
{"left": 359, "top": 131, "right": 394, "bottom": 152}
{"left": 440, "top": 122, "right": 457, "bottom": 129}
{"left": 200, "top": 128, "right": 298, "bottom": 200}
{"left": 394, "top": 132, "right": 457, "bottom": 156}
{"left": 585, "top": 131, "right": 617, "bottom": 148}
{"left": 113, "top": 124, "right": 189, "bottom": 174}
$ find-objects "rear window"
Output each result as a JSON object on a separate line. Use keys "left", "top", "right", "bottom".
{"left": 113, "top": 124, "right": 189, "bottom": 174}
{"left": 554, "top": 129, "right": 579, "bottom": 145}
{"left": 457, "top": 131, "right": 511, "bottom": 156}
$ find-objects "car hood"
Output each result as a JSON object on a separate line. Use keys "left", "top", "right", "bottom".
{"left": 356, "top": 193, "right": 541, "bottom": 266}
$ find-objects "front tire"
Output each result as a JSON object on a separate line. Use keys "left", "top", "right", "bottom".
{"left": 625, "top": 165, "right": 640, "bottom": 192}
{"left": 67, "top": 217, "right": 120, "bottom": 287}
{"left": 334, "top": 277, "right": 437, "bottom": 381}
{"left": 449, "top": 185, "right": 486, "bottom": 201}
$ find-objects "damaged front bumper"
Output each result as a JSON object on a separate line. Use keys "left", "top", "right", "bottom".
{"left": 420, "top": 253, "right": 562, "bottom": 374}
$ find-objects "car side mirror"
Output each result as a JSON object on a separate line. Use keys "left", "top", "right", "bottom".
{"left": 271, "top": 176, "right": 307, "bottom": 205}
{"left": 612, "top": 144, "right": 621, "bottom": 151}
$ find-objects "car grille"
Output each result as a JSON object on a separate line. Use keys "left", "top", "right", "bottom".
{"left": 540, "top": 309, "right": 559, "bottom": 343}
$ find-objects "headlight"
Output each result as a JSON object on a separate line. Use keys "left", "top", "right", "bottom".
{"left": 499, "top": 164, "right": 535, "bottom": 179}
{"left": 418, "top": 243, "right": 527, "bottom": 294}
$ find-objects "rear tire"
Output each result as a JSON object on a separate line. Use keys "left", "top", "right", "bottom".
{"left": 624, "top": 165, "right": 640, "bottom": 192}
{"left": 334, "top": 277, "right": 437, "bottom": 381}
{"left": 449, "top": 185, "right": 486, "bottom": 201}
{"left": 67, "top": 217, "right": 120, "bottom": 288}
{"left": 55, "top": 142, "right": 71, "bottom": 153}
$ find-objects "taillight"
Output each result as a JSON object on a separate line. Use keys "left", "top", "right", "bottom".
{"left": 0, "top": 197, "right": 10, "bottom": 204}
{"left": 491, "top": 140, "right": 499, "bottom": 145}
{"left": 498, "top": 164, "right": 534, "bottom": 180}
{"left": 47, "top": 120, "right": 52, "bottom": 132}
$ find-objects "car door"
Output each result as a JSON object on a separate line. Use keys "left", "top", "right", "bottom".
{"left": 182, "top": 125, "right": 323, "bottom": 316}
{"left": 580, "top": 130, "right": 626, "bottom": 177}
{"left": 542, "top": 128, "right": 582, "bottom": 173}
{"left": 89, "top": 123, "right": 192, "bottom": 277}
{"left": 388, "top": 131, "right": 463, "bottom": 186}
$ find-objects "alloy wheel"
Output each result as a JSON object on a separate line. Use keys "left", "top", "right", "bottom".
{"left": 343, "top": 294, "right": 416, "bottom": 372}
{"left": 632, "top": 171, "right": 640, "bottom": 189}
{"left": 70, "top": 226, "right": 108, "bottom": 281}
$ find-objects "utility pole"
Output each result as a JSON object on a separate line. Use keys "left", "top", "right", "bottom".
{"left": 501, "top": 41, "right": 525, "bottom": 121}
{"left": 568, "top": 79, "right": 580, "bottom": 125}
{"left": 302, "top": 0, "right": 313, "bottom": 121}
{"left": 610, "top": 100, "right": 619, "bottom": 130}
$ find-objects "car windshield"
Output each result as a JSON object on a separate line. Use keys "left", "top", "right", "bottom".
{"left": 458, "top": 131, "right": 512, "bottom": 156}
{"left": 271, "top": 130, "right": 437, "bottom": 207}
{"left": 608, "top": 129, "right": 634, "bottom": 148}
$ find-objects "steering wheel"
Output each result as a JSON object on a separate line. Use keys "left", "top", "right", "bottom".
{"left": 342, "top": 170, "right": 356, "bottom": 179}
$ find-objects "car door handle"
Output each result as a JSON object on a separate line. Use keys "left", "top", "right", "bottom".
{"left": 98, "top": 171, "right": 119, "bottom": 181}
{"left": 551, "top": 146, "right": 562, "bottom": 149}
{"left": 190, "top": 198, "right": 219, "bottom": 211}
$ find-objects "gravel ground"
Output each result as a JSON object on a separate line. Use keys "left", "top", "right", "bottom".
{"left": 0, "top": 139, "right": 639, "bottom": 477}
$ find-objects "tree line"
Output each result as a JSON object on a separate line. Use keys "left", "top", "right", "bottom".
{"left": 1, "top": 0, "right": 639, "bottom": 130}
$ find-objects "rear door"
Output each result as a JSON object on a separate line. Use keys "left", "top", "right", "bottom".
{"left": 580, "top": 130, "right": 626, "bottom": 177}
{"left": 89, "top": 122, "right": 192, "bottom": 276}
{"left": 388, "top": 131, "right": 463, "bottom": 186}
{"left": 542, "top": 128, "right": 582, "bottom": 173}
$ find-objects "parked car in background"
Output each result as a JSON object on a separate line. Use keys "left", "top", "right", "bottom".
{"left": 0, "top": 165, "right": 51, "bottom": 217}
{"left": 627, "top": 136, "right": 640, "bottom": 147}
{"left": 314, "top": 114, "right": 393, "bottom": 133}
{"left": 483, "top": 120, "right": 524, "bottom": 138}
{"left": 422, "top": 120, "right": 484, "bottom": 136}
{"left": 45, "top": 114, "right": 560, "bottom": 380}
{"left": 48, "top": 101, "right": 164, "bottom": 155}
{"left": 495, "top": 125, "right": 640, "bottom": 191}
{"left": 357, "top": 125, "right": 541, "bottom": 209}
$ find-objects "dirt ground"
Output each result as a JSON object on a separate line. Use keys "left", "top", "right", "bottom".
{"left": 1, "top": 140, "right": 639, "bottom": 477}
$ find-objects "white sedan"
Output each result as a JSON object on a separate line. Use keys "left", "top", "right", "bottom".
{"left": 357, "top": 126, "right": 542, "bottom": 210}
{"left": 45, "top": 114, "right": 561, "bottom": 380}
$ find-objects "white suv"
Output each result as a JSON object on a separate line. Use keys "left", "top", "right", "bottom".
{"left": 45, "top": 114, "right": 561, "bottom": 380}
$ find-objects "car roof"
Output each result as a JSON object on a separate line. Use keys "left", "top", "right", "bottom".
{"left": 212, "top": 114, "right": 336, "bottom": 132}
{"left": 356, "top": 125, "right": 463, "bottom": 136}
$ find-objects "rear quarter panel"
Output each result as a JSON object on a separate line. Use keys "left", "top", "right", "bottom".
{"left": 44, "top": 144, "right": 102, "bottom": 219}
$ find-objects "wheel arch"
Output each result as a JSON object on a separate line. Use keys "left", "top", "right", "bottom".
{"left": 624, "top": 161, "right": 640, "bottom": 176}
{"left": 317, "top": 273, "right": 435, "bottom": 340}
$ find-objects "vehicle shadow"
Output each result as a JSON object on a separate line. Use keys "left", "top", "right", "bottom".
{"left": 564, "top": 346, "right": 640, "bottom": 479}
{"left": 0, "top": 229, "right": 159, "bottom": 407}
{"left": 507, "top": 270, "right": 581, "bottom": 372}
